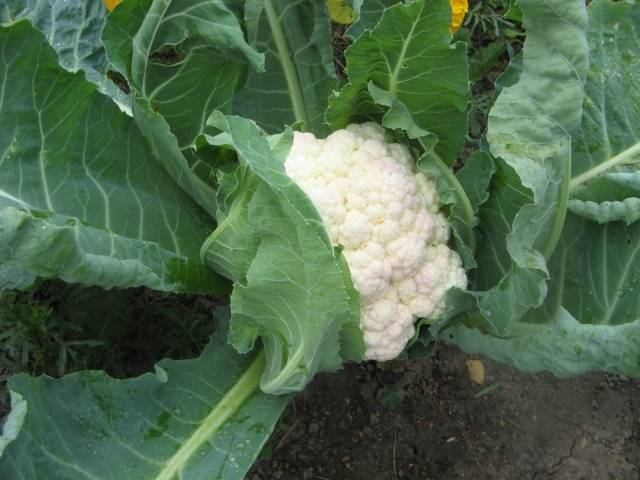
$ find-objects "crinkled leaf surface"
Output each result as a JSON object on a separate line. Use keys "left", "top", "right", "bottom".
{"left": 447, "top": 215, "right": 640, "bottom": 377}
{"left": 326, "top": 0, "right": 468, "bottom": 164}
{"left": 128, "top": 0, "right": 262, "bottom": 148}
{"left": 0, "top": 309, "right": 288, "bottom": 480}
{"left": 444, "top": 0, "right": 640, "bottom": 378}
{"left": 102, "top": 0, "right": 262, "bottom": 214}
{"left": 568, "top": 0, "right": 640, "bottom": 225}
{"left": 0, "top": 21, "right": 226, "bottom": 294}
{"left": 201, "top": 114, "right": 364, "bottom": 394}
{"left": 234, "top": 0, "right": 337, "bottom": 135}
{"left": 468, "top": 0, "right": 589, "bottom": 334}
{"left": 1, "top": 0, "right": 130, "bottom": 109}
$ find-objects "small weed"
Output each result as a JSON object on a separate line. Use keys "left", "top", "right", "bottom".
{"left": 459, "top": 0, "right": 525, "bottom": 145}
{"left": 0, "top": 281, "right": 220, "bottom": 397}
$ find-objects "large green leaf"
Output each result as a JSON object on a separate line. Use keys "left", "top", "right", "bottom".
{"left": 234, "top": 0, "right": 337, "bottom": 135}
{"left": 0, "top": 309, "right": 288, "bottom": 479}
{"left": 444, "top": 0, "right": 640, "bottom": 378}
{"left": 0, "top": 21, "right": 226, "bottom": 294}
{"left": 326, "top": 0, "right": 468, "bottom": 164}
{"left": 468, "top": 0, "right": 589, "bottom": 334}
{"left": 447, "top": 215, "right": 640, "bottom": 377}
{"left": 102, "top": 0, "right": 262, "bottom": 215}
{"left": 0, "top": 0, "right": 130, "bottom": 109}
{"left": 568, "top": 0, "right": 640, "bottom": 224}
{"left": 201, "top": 114, "right": 364, "bottom": 394}
{"left": 129, "top": 0, "right": 262, "bottom": 148}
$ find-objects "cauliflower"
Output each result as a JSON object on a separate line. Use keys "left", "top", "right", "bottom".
{"left": 284, "top": 123, "right": 467, "bottom": 361}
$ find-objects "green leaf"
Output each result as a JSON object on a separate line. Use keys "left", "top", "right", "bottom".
{"left": 504, "top": 0, "right": 523, "bottom": 22}
{"left": 366, "top": 82, "right": 434, "bottom": 144}
{"left": 102, "top": 0, "right": 262, "bottom": 214}
{"left": 441, "top": 151, "right": 496, "bottom": 268}
{"left": 101, "top": 0, "right": 152, "bottom": 81}
{"left": 0, "top": 392, "right": 25, "bottom": 456}
{"left": 201, "top": 163, "right": 261, "bottom": 282}
{"left": 0, "top": 264, "right": 36, "bottom": 292}
{"left": 346, "top": 0, "right": 398, "bottom": 40}
{"left": 468, "top": 40, "right": 507, "bottom": 82}
{"left": 128, "top": 0, "right": 261, "bottom": 148}
{"left": 446, "top": 216, "right": 640, "bottom": 378}
{"left": 568, "top": 1, "right": 640, "bottom": 224}
{"left": 569, "top": 173, "right": 640, "bottom": 224}
{"left": 234, "top": 0, "right": 337, "bottom": 135}
{"left": 1, "top": 0, "right": 130, "bottom": 109}
{"left": 327, "top": 0, "right": 468, "bottom": 164}
{"left": 0, "top": 310, "right": 289, "bottom": 479}
{"left": 336, "top": 254, "right": 366, "bottom": 363}
{"left": 0, "top": 21, "right": 226, "bottom": 294}
{"left": 471, "top": 0, "right": 589, "bottom": 334}
{"left": 201, "top": 114, "right": 363, "bottom": 394}
{"left": 444, "top": 0, "right": 640, "bottom": 379}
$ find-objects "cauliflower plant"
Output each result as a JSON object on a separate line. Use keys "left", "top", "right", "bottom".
{"left": 284, "top": 123, "right": 467, "bottom": 361}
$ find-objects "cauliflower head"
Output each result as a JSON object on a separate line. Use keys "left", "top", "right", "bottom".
{"left": 284, "top": 123, "right": 467, "bottom": 361}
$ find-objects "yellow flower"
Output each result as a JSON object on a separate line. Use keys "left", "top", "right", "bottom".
{"left": 103, "top": 0, "right": 122, "bottom": 12}
{"left": 450, "top": 0, "right": 468, "bottom": 32}
{"left": 327, "top": 0, "right": 357, "bottom": 25}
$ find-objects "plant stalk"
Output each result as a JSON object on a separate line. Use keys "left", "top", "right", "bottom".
{"left": 264, "top": 0, "right": 310, "bottom": 130}
{"left": 154, "top": 351, "right": 265, "bottom": 480}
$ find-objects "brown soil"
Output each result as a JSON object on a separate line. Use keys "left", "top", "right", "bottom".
{"left": 248, "top": 346, "right": 640, "bottom": 480}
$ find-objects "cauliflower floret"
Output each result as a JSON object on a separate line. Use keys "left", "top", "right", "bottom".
{"left": 386, "top": 233, "right": 428, "bottom": 279}
{"left": 343, "top": 242, "right": 392, "bottom": 301}
{"left": 339, "top": 211, "right": 372, "bottom": 249}
{"left": 284, "top": 123, "right": 467, "bottom": 361}
{"left": 361, "top": 290, "right": 414, "bottom": 360}
{"left": 346, "top": 123, "right": 388, "bottom": 142}
{"left": 397, "top": 245, "right": 467, "bottom": 319}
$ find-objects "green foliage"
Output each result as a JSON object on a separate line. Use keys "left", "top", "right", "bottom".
{"left": 0, "top": 281, "right": 219, "bottom": 379}
{"left": 0, "top": 0, "right": 130, "bottom": 108}
{"left": 0, "top": 308, "right": 288, "bottom": 480}
{"left": 1, "top": 0, "right": 640, "bottom": 477}
{"left": 0, "top": 21, "right": 228, "bottom": 294}
{"left": 327, "top": 0, "right": 469, "bottom": 164}
{"left": 0, "top": 284, "right": 66, "bottom": 377}
{"left": 202, "top": 114, "right": 364, "bottom": 394}
{"left": 235, "top": 0, "right": 337, "bottom": 134}
{"left": 459, "top": 0, "right": 525, "bottom": 143}
{"left": 568, "top": 1, "right": 640, "bottom": 224}
{"left": 463, "top": 0, "right": 524, "bottom": 81}
{"left": 443, "top": 0, "right": 640, "bottom": 376}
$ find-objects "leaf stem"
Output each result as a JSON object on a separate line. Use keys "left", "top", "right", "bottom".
{"left": 426, "top": 147, "right": 477, "bottom": 252}
{"left": 264, "top": 0, "right": 310, "bottom": 129}
{"left": 154, "top": 350, "right": 265, "bottom": 480}
{"left": 542, "top": 151, "right": 571, "bottom": 261}
{"left": 260, "top": 346, "right": 304, "bottom": 394}
{"left": 569, "top": 142, "right": 640, "bottom": 192}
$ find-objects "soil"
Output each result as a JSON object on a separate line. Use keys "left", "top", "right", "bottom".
{"left": 248, "top": 345, "right": 640, "bottom": 480}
